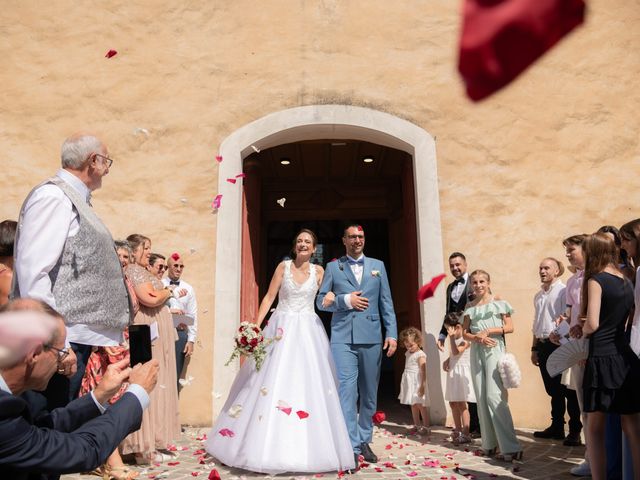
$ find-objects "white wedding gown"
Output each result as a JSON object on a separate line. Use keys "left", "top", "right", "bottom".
{"left": 206, "top": 260, "right": 355, "bottom": 474}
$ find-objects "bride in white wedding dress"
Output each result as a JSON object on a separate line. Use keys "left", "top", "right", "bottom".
{"left": 206, "top": 229, "right": 356, "bottom": 474}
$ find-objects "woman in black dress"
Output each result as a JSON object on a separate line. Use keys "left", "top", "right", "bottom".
{"left": 581, "top": 233, "right": 640, "bottom": 480}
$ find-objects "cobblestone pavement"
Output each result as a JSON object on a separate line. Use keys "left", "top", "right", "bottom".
{"left": 62, "top": 409, "right": 586, "bottom": 480}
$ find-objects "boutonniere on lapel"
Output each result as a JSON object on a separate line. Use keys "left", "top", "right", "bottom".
{"left": 371, "top": 270, "right": 381, "bottom": 277}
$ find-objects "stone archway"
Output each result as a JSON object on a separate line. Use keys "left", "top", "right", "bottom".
{"left": 213, "top": 105, "right": 446, "bottom": 421}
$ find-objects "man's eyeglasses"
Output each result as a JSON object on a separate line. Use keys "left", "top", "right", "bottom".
{"left": 45, "top": 344, "right": 70, "bottom": 363}
{"left": 172, "top": 264, "right": 185, "bottom": 269}
{"left": 345, "top": 234, "right": 365, "bottom": 240}
{"left": 94, "top": 153, "right": 114, "bottom": 168}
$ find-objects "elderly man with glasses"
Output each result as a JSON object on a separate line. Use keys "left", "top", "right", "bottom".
{"left": 11, "top": 134, "right": 133, "bottom": 411}
{"left": 0, "top": 307, "right": 159, "bottom": 480}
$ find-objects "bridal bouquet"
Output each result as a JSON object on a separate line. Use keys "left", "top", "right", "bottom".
{"left": 225, "top": 322, "right": 270, "bottom": 371}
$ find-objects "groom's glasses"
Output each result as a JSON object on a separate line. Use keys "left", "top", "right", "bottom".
{"left": 345, "top": 234, "right": 365, "bottom": 240}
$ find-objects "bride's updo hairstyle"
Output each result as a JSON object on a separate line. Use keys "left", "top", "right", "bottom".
{"left": 290, "top": 228, "right": 318, "bottom": 260}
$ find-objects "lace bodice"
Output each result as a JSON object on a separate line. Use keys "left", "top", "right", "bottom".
{"left": 276, "top": 260, "right": 318, "bottom": 314}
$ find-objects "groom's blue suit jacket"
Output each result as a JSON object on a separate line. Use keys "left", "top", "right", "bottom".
{"left": 316, "top": 256, "right": 397, "bottom": 343}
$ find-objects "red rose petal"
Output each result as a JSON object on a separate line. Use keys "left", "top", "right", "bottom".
{"left": 417, "top": 273, "right": 447, "bottom": 301}
{"left": 191, "top": 473, "right": 200, "bottom": 477}
{"left": 215, "top": 155, "right": 223, "bottom": 163}
{"left": 208, "top": 469, "right": 221, "bottom": 480}
{"left": 296, "top": 410, "right": 309, "bottom": 419}
{"left": 168, "top": 461, "right": 180, "bottom": 466}
{"left": 372, "top": 410, "right": 386, "bottom": 424}
{"left": 235, "top": 173, "right": 247, "bottom": 178}
{"left": 218, "top": 428, "right": 234, "bottom": 437}
{"left": 226, "top": 178, "right": 237, "bottom": 184}
{"left": 105, "top": 49, "right": 117, "bottom": 58}
{"left": 212, "top": 194, "right": 222, "bottom": 210}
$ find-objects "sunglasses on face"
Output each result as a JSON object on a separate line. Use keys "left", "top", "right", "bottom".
{"left": 172, "top": 264, "right": 185, "bottom": 268}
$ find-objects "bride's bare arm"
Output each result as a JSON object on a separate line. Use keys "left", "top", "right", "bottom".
{"left": 256, "top": 262, "right": 285, "bottom": 325}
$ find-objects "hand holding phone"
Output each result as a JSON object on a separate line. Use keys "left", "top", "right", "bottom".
{"left": 128, "top": 324, "right": 152, "bottom": 368}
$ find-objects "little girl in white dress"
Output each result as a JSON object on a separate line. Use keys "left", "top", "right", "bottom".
{"left": 398, "top": 327, "right": 430, "bottom": 434}
{"left": 444, "top": 314, "right": 476, "bottom": 444}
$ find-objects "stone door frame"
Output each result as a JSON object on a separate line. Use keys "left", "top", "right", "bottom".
{"left": 213, "top": 105, "right": 446, "bottom": 420}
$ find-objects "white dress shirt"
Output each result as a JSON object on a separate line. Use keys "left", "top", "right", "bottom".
{"left": 532, "top": 280, "right": 566, "bottom": 339}
{"left": 15, "top": 169, "right": 121, "bottom": 347}
{"left": 450, "top": 272, "right": 468, "bottom": 303}
{"left": 342, "top": 255, "right": 364, "bottom": 309}
{"left": 162, "top": 277, "right": 198, "bottom": 343}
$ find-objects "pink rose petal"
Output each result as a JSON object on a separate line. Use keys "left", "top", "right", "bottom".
{"left": 168, "top": 461, "right": 180, "bottom": 466}
{"left": 218, "top": 428, "right": 234, "bottom": 437}
{"left": 235, "top": 173, "right": 247, "bottom": 178}
{"left": 212, "top": 194, "right": 222, "bottom": 210}
{"left": 276, "top": 400, "right": 292, "bottom": 415}
{"left": 215, "top": 155, "right": 223, "bottom": 163}
{"left": 296, "top": 410, "right": 309, "bottom": 419}
{"left": 226, "top": 178, "right": 237, "bottom": 184}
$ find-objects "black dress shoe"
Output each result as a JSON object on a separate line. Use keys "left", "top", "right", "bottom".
{"left": 533, "top": 426, "right": 565, "bottom": 440}
{"left": 360, "top": 442, "right": 378, "bottom": 463}
{"left": 563, "top": 431, "right": 582, "bottom": 446}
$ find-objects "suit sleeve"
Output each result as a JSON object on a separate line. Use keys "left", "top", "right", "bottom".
{"left": 316, "top": 263, "right": 350, "bottom": 312}
{"left": 31, "top": 394, "right": 101, "bottom": 432}
{"left": 378, "top": 263, "right": 398, "bottom": 339}
{"left": 0, "top": 392, "right": 142, "bottom": 475}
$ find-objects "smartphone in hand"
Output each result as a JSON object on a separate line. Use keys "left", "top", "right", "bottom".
{"left": 128, "top": 324, "right": 152, "bottom": 367}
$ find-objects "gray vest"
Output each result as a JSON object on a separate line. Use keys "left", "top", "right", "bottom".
{"left": 12, "top": 176, "right": 131, "bottom": 329}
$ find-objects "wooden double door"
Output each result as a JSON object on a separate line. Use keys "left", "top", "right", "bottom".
{"left": 239, "top": 140, "right": 421, "bottom": 398}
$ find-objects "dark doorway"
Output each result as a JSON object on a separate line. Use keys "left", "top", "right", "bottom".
{"left": 240, "top": 139, "right": 421, "bottom": 402}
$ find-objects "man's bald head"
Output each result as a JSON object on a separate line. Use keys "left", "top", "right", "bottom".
{"left": 166, "top": 252, "right": 186, "bottom": 281}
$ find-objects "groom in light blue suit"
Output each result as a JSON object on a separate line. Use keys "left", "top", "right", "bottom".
{"left": 317, "top": 224, "right": 397, "bottom": 465}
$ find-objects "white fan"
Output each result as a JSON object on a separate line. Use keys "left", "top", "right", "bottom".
{"left": 546, "top": 339, "right": 589, "bottom": 377}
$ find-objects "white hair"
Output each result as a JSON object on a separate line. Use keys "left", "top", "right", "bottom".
{"left": 60, "top": 135, "right": 102, "bottom": 169}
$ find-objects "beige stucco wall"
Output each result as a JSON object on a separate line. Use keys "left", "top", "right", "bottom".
{"left": 1, "top": 1, "right": 638, "bottom": 427}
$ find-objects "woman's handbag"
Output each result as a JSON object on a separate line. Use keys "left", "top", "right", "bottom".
{"left": 497, "top": 352, "right": 521, "bottom": 388}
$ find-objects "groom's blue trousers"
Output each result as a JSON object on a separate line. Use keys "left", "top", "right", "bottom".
{"left": 331, "top": 342, "right": 382, "bottom": 453}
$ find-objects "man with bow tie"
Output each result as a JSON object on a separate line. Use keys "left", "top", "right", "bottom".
{"left": 317, "top": 224, "right": 398, "bottom": 466}
{"left": 11, "top": 134, "right": 131, "bottom": 409}
{"left": 439, "top": 252, "right": 480, "bottom": 437}
{"left": 162, "top": 252, "right": 198, "bottom": 391}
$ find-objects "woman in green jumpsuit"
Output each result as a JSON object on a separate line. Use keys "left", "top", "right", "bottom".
{"left": 462, "top": 269, "right": 522, "bottom": 461}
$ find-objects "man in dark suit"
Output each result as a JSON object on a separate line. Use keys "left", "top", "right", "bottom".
{"left": 0, "top": 309, "right": 158, "bottom": 480}
{"left": 437, "top": 252, "right": 480, "bottom": 437}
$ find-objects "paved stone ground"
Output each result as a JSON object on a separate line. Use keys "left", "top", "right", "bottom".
{"left": 62, "top": 406, "right": 586, "bottom": 480}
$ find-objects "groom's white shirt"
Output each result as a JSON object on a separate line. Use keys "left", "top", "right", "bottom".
{"left": 342, "top": 255, "right": 364, "bottom": 309}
